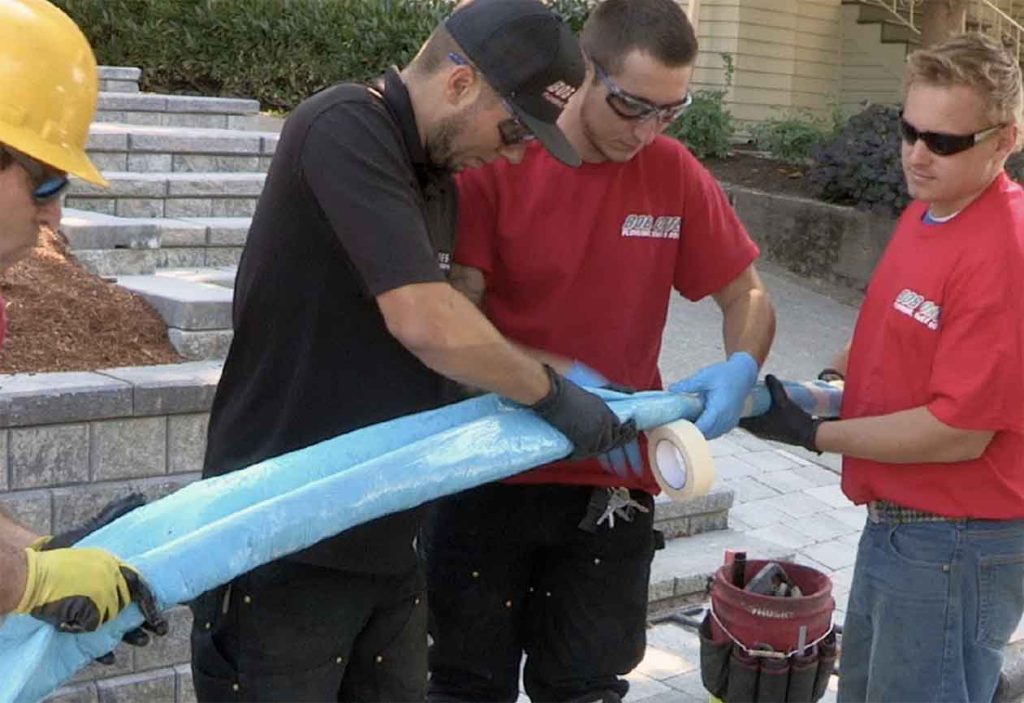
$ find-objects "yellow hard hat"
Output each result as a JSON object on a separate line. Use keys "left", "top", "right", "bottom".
{"left": 0, "top": 0, "right": 106, "bottom": 185}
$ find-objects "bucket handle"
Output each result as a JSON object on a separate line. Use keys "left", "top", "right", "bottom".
{"left": 708, "top": 602, "right": 835, "bottom": 660}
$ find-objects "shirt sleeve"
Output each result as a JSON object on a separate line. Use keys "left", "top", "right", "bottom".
{"left": 674, "top": 151, "right": 760, "bottom": 301}
{"left": 300, "top": 100, "right": 445, "bottom": 297}
{"left": 452, "top": 165, "right": 500, "bottom": 275}
{"left": 928, "top": 252, "right": 1024, "bottom": 432}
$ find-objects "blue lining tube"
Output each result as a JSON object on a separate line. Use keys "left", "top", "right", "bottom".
{"left": 0, "top": 380, "right": 840, "bottom": 702}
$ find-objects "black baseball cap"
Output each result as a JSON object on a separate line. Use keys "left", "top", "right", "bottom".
{"left": 446, "top": 0, "right": 584, "bottom": 167}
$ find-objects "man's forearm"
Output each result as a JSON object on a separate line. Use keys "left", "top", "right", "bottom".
{"left": 0, "top": 541, "right": 27, "bottom": 614}
{"left": 380, "top": 282, "right": 551, "bottom": 405}
{"left": 721, "top": 286, "right": 775, "bottom": 365}
{"left": 816, "top": 406, "right": 994, "bottom": 463}
{"left": 0, "top": 509, "right": 38, "bottom": 550}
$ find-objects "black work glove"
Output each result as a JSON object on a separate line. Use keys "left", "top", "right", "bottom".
{"left": 36, "top": 493, "right": 165, "bottom": 662}
{"left": 738, "top": 375, "right": 826, "bottom": 453}
{"left": 530, "top": 364, "right": 638, "bottom": 460}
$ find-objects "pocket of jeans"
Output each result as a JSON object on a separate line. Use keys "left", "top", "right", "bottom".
{"left": 886, "top": 524, "right": 954, "bottom": 569}
{"left": 976, "top": 553, "right": 1024, "bottom": 649}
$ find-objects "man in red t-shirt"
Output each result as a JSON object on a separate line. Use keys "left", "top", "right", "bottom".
{"left": 425, "top": 1, "right": 776, "bottom": 700}
{"left": 741, "top": 34, "right": 1024, "bottom": 703}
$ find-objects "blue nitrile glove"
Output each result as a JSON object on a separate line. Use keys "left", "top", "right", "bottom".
{"left": 668, "top": 352, "right": 759, "bottom": 440}
{"left": 564, "top": 362, "right": 643, "bottom": 479}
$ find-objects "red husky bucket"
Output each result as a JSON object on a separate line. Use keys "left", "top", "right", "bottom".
{"left": 709, "top": 559, "right": 834, "bottom": 653}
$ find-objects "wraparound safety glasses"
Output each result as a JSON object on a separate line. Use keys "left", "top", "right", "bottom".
{"left": 1, "top": 146, "right": 68, "bottom": 203}
{"left": 448, "top": 52, "right": 537, "bottom": 147}
{"left": 898, "top": 113, "right": 1005, "bottom": 157}
{"left": 592, "top": 59, "right": 692, "bottom": 124}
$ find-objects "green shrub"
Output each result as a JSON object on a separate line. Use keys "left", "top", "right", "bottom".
{"left": 750, "top": 112, "right": 833, "bottom": 163}
{"left": 667, "top": 53, "right": 735, "bottom": 159}
{"left": 55, "top": 0, "right": 456, "bottom": 112}
{"left": 809, "top": 103, "right": 909, "bottom": 216}
{"left": 55, "top": 0, "right": 596, "bottom": 113}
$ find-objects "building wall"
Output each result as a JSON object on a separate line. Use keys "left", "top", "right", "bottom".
{"left": 838, "top": 3, "right": 906, "bottom": 115}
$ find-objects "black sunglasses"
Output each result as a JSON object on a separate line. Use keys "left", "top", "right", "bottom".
{"left": 592, "top": 59, "right": 692, "bottom": 123}
{"left": 2, "top": 146, "right": 68, "bottom": 203}
{"left": 898, "top": 113, "right": 1004, "bottom": 157}
{"left": 448, "top": 52, "right": 536, "bottom": 148}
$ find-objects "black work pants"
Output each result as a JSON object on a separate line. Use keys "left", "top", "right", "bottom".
{"left": 424, "top": 483, "right": 658, "bottom": 703}
{"left": 189, "top": 558, "right": 427, "bottom": 702}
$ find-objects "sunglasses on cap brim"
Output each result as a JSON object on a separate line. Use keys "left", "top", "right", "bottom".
{"left": 2, "top": 146, "right": 69, "bottom": 204}
{"left": 898, "top": 112, "right": 1005, "bottom": 157}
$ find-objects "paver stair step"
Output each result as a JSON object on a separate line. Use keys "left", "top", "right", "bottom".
{"left": 96, "top": 93, "right": 262, "bottom": 131}
{"left": 98, "top": 66, "right": 141, "bottom": 94}
{"left": 87, "top": 124, "right": 278, "bottom": 173}
{"left": 66, "top": 172, "right": 266, "bottom": 219}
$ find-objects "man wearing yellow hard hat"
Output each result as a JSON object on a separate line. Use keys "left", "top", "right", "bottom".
{"left": 0, "top": 0, "right": 167, "bottom": 641}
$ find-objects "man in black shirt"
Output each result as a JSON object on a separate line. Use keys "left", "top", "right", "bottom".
{"left": 189, "top": 1, "right": 637, "bottom": 700}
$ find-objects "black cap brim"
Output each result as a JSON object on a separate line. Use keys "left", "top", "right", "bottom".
{"left": 508, "top": 102, "right": 581, "bottom": 168}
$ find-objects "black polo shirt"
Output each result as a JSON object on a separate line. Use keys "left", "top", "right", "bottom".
{"left": 202, "top": 69, "right": 457, "bottom": 573}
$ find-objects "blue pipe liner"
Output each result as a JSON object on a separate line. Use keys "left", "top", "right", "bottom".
{"left": 0, "top": 379, "right": 841, "bottom": 702}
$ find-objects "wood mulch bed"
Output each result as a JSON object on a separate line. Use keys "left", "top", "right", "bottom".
{"left": 0, "top": 227, "right": 182, "bottom": 374}
{"left": 705, "top": 150, "right": 817, "bottom": 199}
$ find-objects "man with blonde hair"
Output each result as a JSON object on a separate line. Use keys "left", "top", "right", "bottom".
{"left": 742, "top": 33, "right": 1024, "bottom": 702}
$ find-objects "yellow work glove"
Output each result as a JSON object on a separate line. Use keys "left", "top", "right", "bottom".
{"left": 13, "top": 547, "right": 167, "bottom": 635}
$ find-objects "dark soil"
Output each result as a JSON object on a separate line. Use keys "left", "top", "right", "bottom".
{"left": 705, "top": 151, "right": 817, "bottom": 199}
{"left": 0, "top": 227, "right": 183, "bottom": 374}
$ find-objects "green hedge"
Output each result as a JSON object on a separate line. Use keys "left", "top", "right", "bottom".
{"left": 56, "top": 0, "right": 591, "bottom": 112}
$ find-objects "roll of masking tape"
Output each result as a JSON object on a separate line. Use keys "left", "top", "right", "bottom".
{"left": 646, "top": 419, "right": 716, "bottom": 502}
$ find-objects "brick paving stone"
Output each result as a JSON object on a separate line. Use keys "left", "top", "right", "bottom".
{"left": 726, "top": 429, "right": 775, "bottom": 452}
{"left": 800, "top": 538, "right": 858, "bottom": 570}
{"left": 728, "top": 499, "right": 791, "bottom": 529}
{"left": 773, "top": 447, "right": 814, "bottom": 466}
{"left": 830, "top": 565, "right": 856, "bottom": 589}
{"left": 765, "top": 492, "right": 832, "bottom": 519}
{"left": 749, "top": 523, "right": 818, "bottom": 550}
{"left": 831, "top": 505, "right": 868, "bottom": 529}
{"left": 708, "top": 435, "right": 744, "bottom": 457}
{"left": 663, "top": 670, "right": 712, "bottom": 699}
{"left": 787, "top": 511, "right": 860, "bottom": 542}
{"left": 792, "top": 464, "right": 841, "bottom": 486}
{"left": 803, "top": 484, "right": 850, "bottom": 508}
{"left": 715, "top": 454, "right": 762, "bottom": 480}
{"left": 624, "top": 671, "right": 674, "bottom": 699}
{"left": 741, "top": 449, "right": 801, "bottom": 473}
{"left": 634, "top": 644, "right": 696, "bottom": 680}
{"left": 753, "top": 468, "right": 818, "bottom": 494}
{"left": 723, "top": 476, "right": 779, "bottom": 504}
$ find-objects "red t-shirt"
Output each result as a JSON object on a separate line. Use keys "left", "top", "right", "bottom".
{"left": 842, "top": 173, "right": 1024, "bottom": 518}
{"left": 455, "top": 137, "right": 759, "bottom": 491}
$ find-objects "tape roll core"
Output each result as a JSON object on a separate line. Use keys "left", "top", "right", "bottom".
{"left": 646, "top": 419, "right": 716, "bottom": 502}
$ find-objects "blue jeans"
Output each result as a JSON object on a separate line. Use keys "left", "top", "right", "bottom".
{"left": 838, "top": 517, "right": 1024, "bottom": 702}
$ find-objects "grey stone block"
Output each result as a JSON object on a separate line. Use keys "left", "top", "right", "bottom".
{"left": 686, "top": 511, "right": 729, "bottom": 536}
{"left": 93, "top": 110, "right": 128, "bottom": 123}
{"left": 226, "top": 115, "right": 261, "bottom": 131}
{"left": 129, "top": 133, "right": 260, "bottom": 156}
{"left": 116, "top": 198, "right": 165, "bottom": 218}
{"left": 158, "top": 223, "right": 208, "bottom": 248}
{"left": 122, "top": 111, "right": 164, "bottom": 126}
{"left": 61, "top": 216, "right": 161, "bottom": 251}
{"left": 91, "top": 417, "right": 167, "bottom": 480}
{"left": 0, "top": 489, "right": 52, "bottom": 535}
{"left": 96, "top": 669, "right": 176, "bottom": 703}
{"left": 172, "top": 155, "right": 261, "bottom": 173}
{"left": 205, "top": 220, "right": 249, "bottom": 246}
{"left": 43, "top": 682, "right": 99, "bottom": 703}
{"left": 157, "top": 249, "right": 207, "bottom": 269}
{"left": 87, "top": 152, "right": 128, "bottom": 172}
{"left": 10, "top": 424, "right": 89, "bottom": 489}
{"left": 70, "top": 642, "right": 135, "bottom": 683}
{"left": 99, "top": 92, "right": 166, "bottom": 111}
{"left": 210, "top": 198, "right": 257, "bottom": 217}
{"left": 115, "top": 275, "right": 233, "bottom": 330}
{"left": 259, "top": 156, "right": 274, "bottom": 170}
{"left": 128, "top": 153, "right": 173, "bottom": 172}
{"left": 261, "top": 135, "right": 279, "bottom": 155}
{"left": 168, "top": 413, "right": 209, "bottom": 474}
{"left": 164, "top": 199, "right": 212, "bottom": 218}
{"left": 52, "top": 474, "right": 199, "bottom": 533}
{"left": 98, "top": 66, "right": 142, "bottom": 82}
{"left": 134, "top": 606, "right": 193, "bottom": 672}
{"left": 100, "top": 80, "right": 140, "bottom": 94}
{"left": 205, "top": 248, "right": 243, "bottom": 267}
{"left": 175, "top": 664, "right": 197, "bottom": 703}
{"left": 653, "top": 486, "right": 733, "bottom": 521}
{"left": 86, "top": 131, "right": 129, "bottom": 152}
{"left": 0, "top": 430, "right": 7, "bottom": 490}
{"left": 162, "top": 113, "right": 229, "bottom": 130}
{"left": 75, "top": 249, "right": 157, "bottom": 277}
{"left": 167, "top": 96, "right": 260, "bottom": 114}
{"left": 168, "top": 329, "right": 234, "bottom": 360}
{"left": 71, "top": 175, "right": 166, "bottom": 199}
{"left": 167, "top": 174, "right": 265, "bottom": 198}
{"left": 65, "top": 198, "right": 117, "bottom": 215}
{"left": 0, "top": 371, "right": 132, "bottom": 427}
{"left": 100, "top": 361, "right": 222, "bottom": 416}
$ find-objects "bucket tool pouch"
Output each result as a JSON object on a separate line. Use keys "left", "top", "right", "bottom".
{"left": 699, "top": 612, "right": 731, "bottom": 699}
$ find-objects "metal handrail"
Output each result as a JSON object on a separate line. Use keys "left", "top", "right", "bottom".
{"left": 858, "top": 0, "right": 923, "bottom": 34}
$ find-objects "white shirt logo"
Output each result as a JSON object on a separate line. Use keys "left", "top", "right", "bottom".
{"left": 621, "top": 214, "right": 681, "bottom": 239}
{"left": 543, "top": 80, "right": 577, "bottom": 108}
{"left": 893, "top": 288, "right": 940, "bottom": 331}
